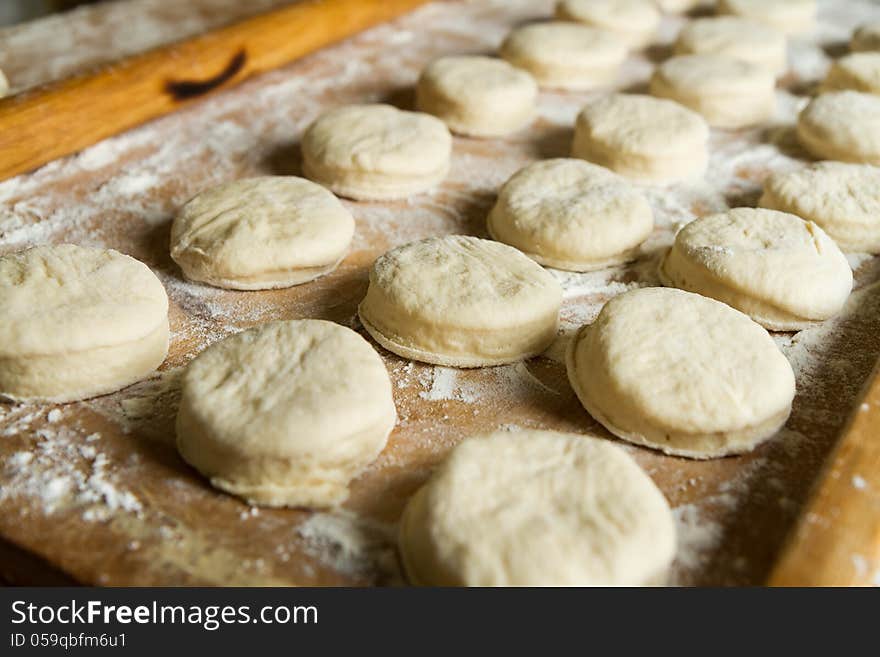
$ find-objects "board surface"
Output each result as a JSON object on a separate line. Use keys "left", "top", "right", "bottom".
{"left": 1, "top": 0, "right": 880, "bottom": 586}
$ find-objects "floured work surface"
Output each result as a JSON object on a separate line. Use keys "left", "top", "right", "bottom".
{"left": 2, "top": 0, "right": 880, "bottom": 586}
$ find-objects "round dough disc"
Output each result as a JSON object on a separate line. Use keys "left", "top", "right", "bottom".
{"left": 555, "top": 0, "right": 661, "bottom": 48}
{"left": 659, "top": 208, "right": 852, "bottom": 330}
{"left": 566, "top": 287, "right": 796, "bottom": 458}
{"left": 176, "top": 319, "right": 397, "bottom": 508}
{"left": 656, "top": 0, "right": 702, "bottom": 12}
{"left": 717, "top": 0, "right": 817, "bottom": 35}
{"left": 487, "top": 158, "right": 654, "bottom": 271}
{"left": 572, "top": 93, "right": 709, "bottom": 184}
{"left": 398, "top": 429, "right": 676, "bottom": 586}
{"left": 650, "top": 54, "right": 776, "bottom": 129}
{"left": 0, "top": 244, "right": 169, "bottom": 402}
{"left": 760, "top": 161, "right": 880, "bottom": 253}
{"left": 675, "top": 17, "right": 787, "bottom": 76}
{"left": 499, "top": 21, "right": 627, "bottom": 91}
{"left": 170, "top": 176, "right": 354, "bottom": 290}
{"left": 416, "top": 55, "right": 537, "bottom": 137}
{"left": 852, "top": 22, "right": 880, "bottom": 53}
{"left": 797, "top": 92, "right": 880, "bottom": 165}
{"left": 358, "top": 235, "right": 562, "bottom": 367}
{"left": 301, "top": 104, "right": 452, "bottom": 201}
{"left": 822, "top": 52, "right": 880, "bottom": 95}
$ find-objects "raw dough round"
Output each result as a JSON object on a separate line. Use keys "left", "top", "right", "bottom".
{"left": 852, "top": 22, "right": 880, "bottom": 53}
{"left": 675, "top": 17, "right": 788, "bottom": 76}
{"left": 566, "top": 287, "right": 795, "bottom": 459}
{"left": 398, "top": 429, "right": 676, "bottom": 586}
{"left": 0, "top": 244, "right": 169, "bottom": 403}
{"left": 797, "top": 91, "right": 880, "bottom": 165}
{"left": 656, "top": 0, "right": 702, "bottom": 12}
{"left": 717, "top": 0, "right": 817, "bottom": 35}
{"left": 416, "top": 55, "right": 537, "bottom": 137}
{"left": 301, "top": 104, "right": 452, "bottom": 201}
{"left": 650, "top": 54, "right": 776, "bottom": 128}
{"left": 760, "top": 161, "right": 880, "bottom": 253}
{"left": 0, "top": 68, "right": 8, "bottom": 97}
{"left": 659, "top": 208, "right": 852, "bottom": 330}
{"left": 170, "top": 177, "right": 354, "bottom": 290}
{"left": 556, "top": 0, "right": 661, "bottom": 48}
{"left": 487, "top": 159, "right": 654, "bottom": 271}
{"left": 358, "top": 235, "right": 562, "bottom": 367}
{"left": 176, "top": 319, "right": 396, "bottom": 508}
{"left": 499, "top": 21, "right": 627, "bottom": 91}
{"left": 822, "top": 52, "right": 880, "bottom": 95}
{"left": 572, "top": 93, "right": 709, "bottom": 184}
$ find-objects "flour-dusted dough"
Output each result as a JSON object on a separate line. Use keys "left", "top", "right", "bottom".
{"left": 416, "top": 55, "right": 537, "bottom": 137}
{"left": 176, "top": 320, "right": 396, "bottom": 508}
{"left": 656, "top": 0, "right": 702, "bottom": 12}
{"left": 556, "top": 0, "right": 661, "bottom": 48}
{"left": 717, "top": 0, "right": 816, "bottom": 35}
{"left": 822, "top": 53, "right": 880, "bottom": 95}
{"left": 852, "top": 22, "right": 880, "bottom": 53}
{"left": 650, "top": 54, "right": 776, "bottom": 128}
{"left": 170, "top": 177, "right": 354, "bottom": 290}
{"left": 358, "top": 236, "right": 561, "bottom": 367}
{"left": 567, "top": 287, "right": 795, "bottom": 458}
{"left": 487, "top": 159, "right": 653, "bottom": 271}
{"left": 675, "top": 17, "right": 787, "bottom": 76}
{"left": 398, "top": 429, "right": 676, "bottom": 587}
{"left": 797, "top": 92, "right": 880, "bottom": 165}
{"left": 572, "top": 94, "right": 709, "bottom": 184}
{"left": 760, "top": 162, "right": 880, "bottom": 253}
{"left": 0, "top": 245, "right": 169, "bottom": 403}
{"left": 499, "top": 21, "right": 627, "bottom": 91}
{"left": 659, "top": 208, "right": 852, "bottom": 330}
{"left": 0, "top": 69, "right": 8, "bottom": 98}
{"left": 301, "top": 104, "right": 452, "bottom": 201}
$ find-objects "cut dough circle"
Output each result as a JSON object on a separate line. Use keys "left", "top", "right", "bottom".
{"left": 852, "top": 22, "right": 880, "bottom": 53}
{"left": 650, "top": 54, "right": 776, "bottom": 129}
{"left": 170, "top": 177, "right": 354, "bottom": 290}
{"left": 658, "top": 208, "right": 852, "bottom": 330}
{"left": 566, "top": 287, "right": 795, "bottom": 459}
{"left": 797, "top": 92, "right": 880, "bottom": 165}
{"left": 675, "top": 17, "right": 788, "bottom": 76}
{"left": 487, "top": 159, "right": 654, "bottom": 271}
{"left": 499, "top": 21, "right": 627, "bottom": 91}
{"left": 760, "top": 161, "right": 880, "bottom": 253}
{"left": 398, "top": 429, "right": 676, "bottom": 586}
{"left": 358, "top": 235, "right": 562, "bottom": 367}
{"left": 717, "top": 0, "right": 817, "bottom": 35}
{"left": 572, "top": 93, "right": 709, "bottom": 184}
{"left": 416, "top": 55, "right": 537, "bottom": 137}
{"left": 822, "top": 52, "right": 880, "bottom": 95}
{"left": 176, "top": 319, "right": 396, "bottom": 508}
{"left": 556, "top": 0, "right": 661, "bottom": 48}
{"left": 301, "top": 104, "right": 452, "bottom": 201}
{"left": 0, "top": 244, "right": 169, "bottom": 403}
{"left": 656, "top": 0, "right": 702, "bottom": 12}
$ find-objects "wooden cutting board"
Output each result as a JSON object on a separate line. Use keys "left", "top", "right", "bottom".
{"left": 1, "top": 0, "right": 879, "bottom": 586}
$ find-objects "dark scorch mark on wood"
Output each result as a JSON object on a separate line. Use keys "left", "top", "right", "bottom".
{"left": 166, "top": 50, "right": 247, "bottom": 100}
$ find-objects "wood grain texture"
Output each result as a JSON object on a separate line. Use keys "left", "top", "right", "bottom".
{"left": 0, "top": 0, "right": 430, "bottom": 182}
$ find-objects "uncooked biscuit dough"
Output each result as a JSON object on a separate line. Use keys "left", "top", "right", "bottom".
{"left": 650, "top": 54, "right": 776, "bottom": 128}
{"left": 0, "top": 69, "right": 8, "bottom": 97}
{"left": 572, "top": 93, "right": 709, "bottom": 184}
{"left": 358, "top": 235, "right": 562, "bottom": 367}
{"left": 170, "top": 177, "right": 354, "bottom": 290}
{"left": 556, "top": 0, "right": 661, "bottom": 48}
{"left": 176, "top": 320, "right": 396, "bottom": 508}
{"left": 0, "top": 244, "right": 169, "bottom": 403}
{"left": 852, "top": 22, "right": 880, "bottom": 53}
{"left": 416, "top": 55, "right": 537, "bottom": 137}
{"left": 675, "top": 17, "right": 787, "bottom": 76}
{"left": 499, "top": 21, "right": 627, "bottom": 91}
{"left": 717, "top": 0, "right": 817, "bottom": 35}
{"left": 797, "top": 92, "right": 880, "bottom": 165}
{"left": 760, "top": 162, "right": 880, "bottom": 253}
{"left": 659, "top": 208, "right": 852, "bottom": 330}
{"left": 301, "top": 104, "right": 452, "bottom": 201}
{"left": 398, "top": 430, "right": 676, "bottom": 587}
{"left": 566, "top": 287, "right": 795, "bottom": 459}
{"left": 822, "top": 53, "right": 880, "bottom": 95}
{"left": 487, "top": 159, "right": 654, "bottom": 271}
{"left": 656, "top": 0, "right": 701, "bottom": 12}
